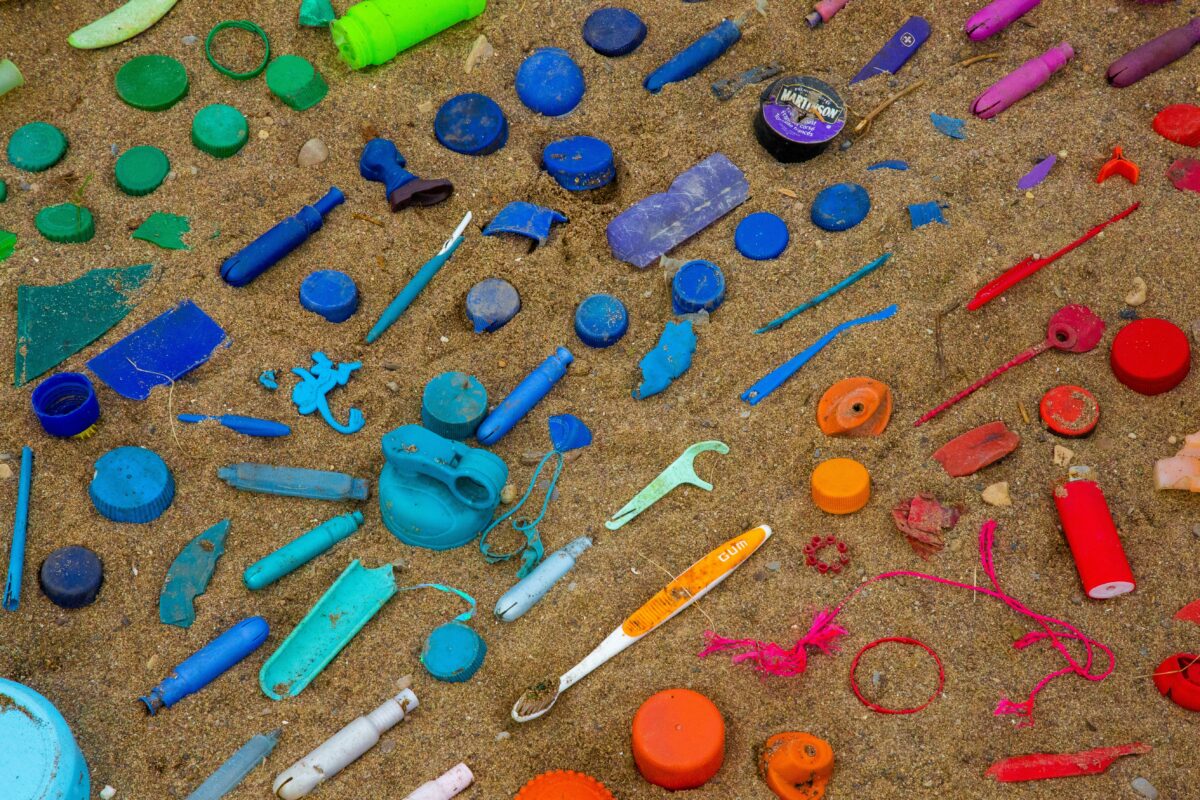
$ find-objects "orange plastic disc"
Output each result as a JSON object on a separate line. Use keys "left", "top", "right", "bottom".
{"left": 811, "top": 458, "right": 871, "bottom": 514}
{"left": 817, "top": 377, "right": 892, "bottom": 437}
{"left": 1039, "top": 384, "right": 1099, "bottom": 437}
{"left": 631, "top": 689, "right": 725, "bottom": 790}
{"left": 760, "top": 732, "right": 835, "bottom": 800}
{"left": 515, "top": 770, "right": 616, "bottom": 799}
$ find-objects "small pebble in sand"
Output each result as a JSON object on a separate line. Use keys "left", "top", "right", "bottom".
{"left": 257, "top": 129, "right": 270, "bottom": 140}
{"left": 386, "top": 381, "right": 399, "bottom": 392}
{"left": 765, "top": 561, "right": 781, "bottom": 572}
{"left": 1169, "top": 435, "right": 1178, "bottom": 445}
{"left": 379, "top": 739, "right": 396, "bottom": 755}
{"left": 1125, "top": 276, "right": 1147, "bottom": 306}
{"left": 439, "top": 335, "right": 449, "bottom": 343}
{"left": 298, "top": 138, "right": 329, "bottom": 166}
{"left": 982, "top": 481, "right": 1011, "bottom": 506}
{"left": 417, "top": 100, "right": 434, "bottom": 113}
{"left": 100, "top": 787, "right": 116, "bottom": 800}
{"left": 1053, "top": 445, "right": 1074, "bottom": 466}
{"left": 0, "top": 464, "right": 12, "bottom": 480}
{"left": 496, "top": 731, "right": 511, "bottom": 742}
{"left": 465, "top": 35, "right": 495, "bottom": 73}
{"left": 1131, "top": 777, "right": 1158, "bottom": 800}
{"left": 501, "top": 483, "right": 518, "bottom": 504}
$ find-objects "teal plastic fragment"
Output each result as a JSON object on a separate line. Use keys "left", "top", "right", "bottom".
{"left": 159, "top": 519, "right": 230, "bottom": 628}
{"left": 299, "top": 0, "right": 335, "bottom": 27}
{"left": 930, "top": 112, "right": 967, "bottom": 140}
{"left": 633, "top": 319, "right": 696, "bottom": 399}
{"left": 259, "top": 560, "right": 397, "bottom": 700}
{"left": 132, "top": 212, "right": 190, "bottom": 250}
{"left": 185, "top": 728, "right": 280, "bottom": 800}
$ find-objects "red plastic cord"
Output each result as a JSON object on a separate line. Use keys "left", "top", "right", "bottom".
{"left": 849, "top": 636, "right": 945, "bottom": 714}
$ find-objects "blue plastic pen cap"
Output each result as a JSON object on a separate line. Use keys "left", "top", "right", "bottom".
{"left": 89, "top": 446, "right": 175, "bottom": 523}
{"left": 543, "top": 136, "right": 616, "bottom": 191}
{"left": 39, "top": 546, "right": 103, "bottom": 608}
{"left": 574, "top": 294, "right": 629, "bottom": 348}
{"left": 434, "top": 94, "right": 509, "bottom": 156}
{"left": 31, "top": 372, "right": 100, "bottom": 438}
{"left": 671, "top": 260, "right": 727, "bottom": 315}
{"left": 421, "top": 621, "right": 487, "bottom": 682}
{"left": 300, "top": 270, "right": 359, "bottom": 322}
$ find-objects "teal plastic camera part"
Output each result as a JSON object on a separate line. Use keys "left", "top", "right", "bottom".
{"left": 378, "top": 425, "right": 507, "bottom": 550}
{"left": 0, "top": 678, "right": 90, "bottom": 800}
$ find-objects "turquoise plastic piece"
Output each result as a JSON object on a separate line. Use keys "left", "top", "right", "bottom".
{"left": 259, "top": 560, "right": 397, "bottom": 699}
{"left": 89, "top": 446, "right": 175, "bottom": 523}
{"left": 291, "top": 351, "right": 364, "bottom": 434}
{"left": 378, "top": 425, "right": 507, "bottom": 550}
{"left": 0, "top": 678, "right": 90, "bottom": 800}
{"left": 159, "top": 519, "right": 229, "bottom": 628}
{"left": 185, "top": 728, "right": 280, "bottom": 800}
{"left": 633, "top": 319, "right": 696, "bottom": 399}
{"left": 421, "top": 621, "right": 486, "bottom": 682}
{"left": 243, "top": 511, "right": 364, "bottom": 590}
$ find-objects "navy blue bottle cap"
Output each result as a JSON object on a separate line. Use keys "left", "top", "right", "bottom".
{"left": 811, "top": 183, "right": 871, "bottom": 232}
{"left": 422, "top": 372, "right": 488, "bottom": 440}
{"left": 734, "top": 212, "right": 790, "bottom": 260}
{"left": 434, "top": 93, "right": 509, "bottom": 156}
{"left": 39, "top": 546, "right": 103, "bottom": 608}
{"left": 31, "top": 372, "right": 101, "bottom": 438}
{"left": 575, "top": 294, "right": 629, "bottom": 348}
{"left": 300, "top": 270, "right": 359, "bottom": 323}
{"left": 543, "top": 136, "right": 615, "bottom": 191}
{"left": 89, "top": 446, "right": 175, "bottom": 523}
{"left": 583, "top": 7, "right": 648, "bottom": 57}
{"left": 515, "top": 48, "right": 586, "bottom": 117}
{"left": 672, "top": 260, "right": 726, "bottom": 315}
{"left": 421, "top": 621, "right": 487, "bottom": 683}
{"left": 466, "top": 278, "right": 521, "bottom": 333}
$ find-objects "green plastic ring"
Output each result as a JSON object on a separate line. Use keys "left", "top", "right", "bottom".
{"left": 205, "top": 20, "right": 271, "bottom": 80}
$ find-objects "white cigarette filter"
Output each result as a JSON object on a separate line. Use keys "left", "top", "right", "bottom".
{"left": 402, "top": 763, "right": 475, "bottom": 800}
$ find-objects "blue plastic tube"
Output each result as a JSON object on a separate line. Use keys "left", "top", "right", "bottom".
{"left": 475, "top": 347, "right": 573, "bottom": 446}
{"left": 220, "top": 188, "right": 345, "bottom": 287}
{"left": 645, "top": 18, "right": 742, "bottom": 93}
{"left": 178, "top": 414, "right": 291, "bottom": 437}
{"left": 494, "top": 536, "right": 592, "bottom": 622}
{"left": 141, "top": 617, "right": 270, "bottom": 714}
{"left": 243, "top": 512, "right": 364, "bottom": 590}
{"left": 218, "top": 464, "right": 369, "bottom": 501}
{"left": 185, "top": 729, "right": 280, "bottom": 800}
{"left": 1, "top": 447, "right": 33, "bottom": 612}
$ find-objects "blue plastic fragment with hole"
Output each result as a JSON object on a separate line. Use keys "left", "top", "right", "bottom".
{"left": 483, "top": 202, "right": 567, "bottom": 246}
{"left": 634, "top": 320, "right": 696, "bottom": 399}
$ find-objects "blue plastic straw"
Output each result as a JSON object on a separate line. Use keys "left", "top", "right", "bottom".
{"left": 185, "top": 729, "right": 281, "bottom": 800}
{"left": 2, "top": 447, "right": 33, "bottom": 612}
{"left": 755, "top": 252, "right": 893, "bottom": 334}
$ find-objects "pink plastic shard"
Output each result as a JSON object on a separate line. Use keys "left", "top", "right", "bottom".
{"left": 933, "top": 421, "right": 1020, "bottom": 477}
{"left": 1155, "top": 431, "right": 1200, "bottom": 491}
{"left": 892, "top": 493, "right": 962, "bottom": 559}
{"left": 986, "top": 743, "right": 1150, "bottom": 782}
{"left": 1168, "top": 158, "right": 1200, "bottom": 193}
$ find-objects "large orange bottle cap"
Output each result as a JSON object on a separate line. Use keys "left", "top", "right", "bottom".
{"left": 817, "top": 377, "right": 892, "bottom": 437}
{"left": 811, "top": 458, "right": 871, "bottom": 514}
{"left": 515, "top": 770, "right": 616, "bottom": 799}
{"left": 760, "top": 732, "right": 835, "bottom": 800}
{"left": 631, "top": 688, "right": 725, "bottom": 790}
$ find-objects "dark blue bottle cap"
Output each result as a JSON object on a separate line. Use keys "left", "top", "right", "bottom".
{"left": 583, "top": 7, "right": 648, "bottom": 57}
{"left": 811, "top": 182, "right": 871, "bottom": 232}
{"left": 515, "top": 48, "right": 586, "bottom": 117}
{"left": 421, "top": 621, "right": 487, "bottom": 683}
{"left": 30, "top": 372, "right": 101, "bottom": 438}
{"left": 672, "top": 260, "right": 726, "bottom": 315}
{"left": 434, "top": 93, "right": 508, "bottom": 156}
{"left": 89, "top": 446, "right": 175, "bottom": 523}
{"left": 300, "top": 269, "right": 359, "bottom": 323}
{"left": 466, "top": 278, "right": 521, "bottom": 333}
{"left": 575, "top": 293, "right": 629, "bottom": 348}
{"left": 734, "top": 212, "right": 790, "bottom": 260}
{"left": 422, "top": 372, "right": 488, "bottom": 440}
{"left": 39, "top": 546, "right": 103, "bottom": 608}
{"left": 543, "top": 136, "right": 615, "bottom": 191}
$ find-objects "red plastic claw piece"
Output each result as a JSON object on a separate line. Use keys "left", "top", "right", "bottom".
{"left": 1097, "top": 146, "right": 1139, "bottom": 184}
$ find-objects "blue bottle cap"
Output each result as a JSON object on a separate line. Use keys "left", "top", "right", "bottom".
{"left": 574, "top": 293, "right": 629, "bottom": 348}
{"left": 672, "top": 260, "right": 726, "bottom": 315}
{"left": 583, "top": 7, "right": 648, "bottom": 57}
{"left": 434, "top": 93, "right": 509, "bottom": 156}
{"left": 543, "top": 136, "right": 616, "bottom": 191}
{"left": 31, "top": 372, "right": 100, "bottom": 438}
{"left": 515, "top": 48, "right": 585, "bottom": 117}
{"left": 734, "top": 211, "right": 790, "bottom": 260}
{"left": 421, "top": 621, "right": 487, "bottom": 683}
{"left": 811, "top": 182, "right": 871, "bottom": 232}
{"left": 466, "top": 278, "right": 521, "bottom": 333}
{"left": 299, "top": 269, "right": 359, "bottom": 323}
{"left": 422, "top": 372, "right": 488, "bottom": 440}
{"left": 38, "top": 546, "right": 103, "bottom": 609}
{"left": 89, "top": 446, "right": 175, "bottom": 523}
{"left": 0, "top": 679, "right": 91, "bottom": 800}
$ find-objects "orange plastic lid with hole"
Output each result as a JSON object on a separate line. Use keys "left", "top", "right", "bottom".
{"left": 515, "top": 769, "right": 616, "bottom": 799}
{"left": 631, "top": 689, "right": 725, "bottom": 790}
{"left": 760, "top": 732, "right": 835, "bottom": 800}
{"left": 811, "top": 458, "right": 870, "bottom": 514}
{"left": 817, "top": 377, "right": 892, "bottom": 437}
{"left": 1039, "top": 384, "right": 1099, "bottom": 437}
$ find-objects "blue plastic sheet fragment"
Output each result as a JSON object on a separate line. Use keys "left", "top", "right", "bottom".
{"left": 909, "top": 201, "right": 948, "bottom": 229}
{"left": 482, "top": 202, "right": 567, "bottom": 246}
{"left": 867, "top": 160, "right": 909, "bottom": 171}
{"left": 633, "top": 320, "right": 696, "bottom": 399}
{"left": 930, "top": 113, "right": 967, "bottom": 140}
{"left": 548, "top": 414, "right": 592, "bottom": 453}
{"left": 851, "top": 16, "right": 931, "bottom": 84}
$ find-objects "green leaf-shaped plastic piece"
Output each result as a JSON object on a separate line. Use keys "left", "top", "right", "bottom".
{"left": 68, "top": 0, "right": 180, "bottom": 49}
{"left": 159, "top": 519, "right": 230, "bottom": 628}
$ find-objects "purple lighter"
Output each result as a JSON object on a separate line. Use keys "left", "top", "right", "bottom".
{"left": 971, "top": 42, "right": 1073, "bottom": 120}
{"left": 964, "top": 0, "right": 1041, "bottom": 41}
{"left": 851, "top": 17, "right": 931, "bottom": 84}
{"left": 1106, "top": 18, "right": 1200, "bottom": 89}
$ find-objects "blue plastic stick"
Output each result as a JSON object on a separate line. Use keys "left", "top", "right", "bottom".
{"left": 645, "top": 18, "right": 742, "bottom": 93}
{"left": 754, "top": 253, "right": 893, "bottom": 334}
{"left": 220, "top": 188, "right": 345, "bottom": 287}
{"left": 178, "top": 414, "right": 291, "bottom": 437}
{"left": 475, "top": 347, "right": 574, "bottom": 445}
{"left": 742, "top": 305, "right": 899, "bottom": 405}
{"left": 185, "top": 728, "right": 280, "bottom": 800}
{"left": 141, "top": 617, "right": 270, "bottom": 714}
{"left": 2, "top": 447, "right": 33, "bottom": 612}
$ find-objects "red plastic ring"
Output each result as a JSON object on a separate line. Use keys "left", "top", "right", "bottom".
{"left": 849, "top": 636, "right": 945, "bottom": 715}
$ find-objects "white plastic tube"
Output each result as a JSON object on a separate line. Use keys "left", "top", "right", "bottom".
{"left": 402, "top": 763, "right": 474, "bottom": 800}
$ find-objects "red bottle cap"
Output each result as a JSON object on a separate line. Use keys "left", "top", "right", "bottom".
{"left": 632, "top": 689, "right": 725, "bottom": 790}
{"left": 1110, "top": 318, "right": 1191, "bottom": 395}
{"left": 1039, "top": 385, "right": 1100, "bottom": 436}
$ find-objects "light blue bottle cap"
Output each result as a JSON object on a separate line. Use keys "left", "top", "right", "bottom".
{"left": 574, "top": 293, "right": 629, "bottom": 348}
{"left": 466, "top": 277, "right": 520, "bottom": 333}
{"left": 516, "top": 48, "right": 586, "bottom": 117}
{"left": 543, "top": 135, "right": 616, "bottom": 191}
{"left": 89, "top": 446, "right": 175, "bottom": 523}
{"left": 421, "top": 621, "right": 486, "bottom": 682}
{"left": 671, "top": 260, "right": 726, "bottom": 315}
{"left": 735, "top": 211, "right": 790, "bottom": 260}
{"left": 434, "top": 93, "right": 508, "bottom": 156}
{"left": 0, "top": 678, "right": 90, "bottom": 800}
{"left": 422, "top": 372, "right": 488, "bottom": 440}
{"left": 811, "top": 182, "right": 871, "bottom": 232}
{"left": 583, "top": 7, "right": 648, "bottom": 57}
{"left": 300, "top": 269, "right": 359, "bottom": 322}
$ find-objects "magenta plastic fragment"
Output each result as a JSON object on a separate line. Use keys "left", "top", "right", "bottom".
{"left": 971, "top": 42, "right": 1073, "bottom": 119}
{"left": 1106, "top": 18, "right": 1200, "bottom": 88}
{"left": 964, "top": 0, "right": 1041, "bottom": 41}
{"left": 1168, "top": 158, "right": 1200, "bottom": 193}
{"left": 1017, "top": 154, "right": 1056, "bottom": 190}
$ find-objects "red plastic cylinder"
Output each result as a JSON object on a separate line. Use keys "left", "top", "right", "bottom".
{"left": 1053, "top": 479, "right": 1135, "bottom": 599}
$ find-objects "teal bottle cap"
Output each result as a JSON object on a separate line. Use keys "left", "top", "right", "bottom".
{"left": 0, "top": 679, "right": 91, "bottom": 800}
{"left": 114, "top": 145, "right": 170, "bottom": 196}
{"left": 421, "top": 621, "right": 486, "bottom": 682}
{"left": 192, "top": 104, "right": 249, "bottom": 158}
{"left": 266, "top": 54, "right": 328, "bottom": 111}
{"left": 89, "top": 446, "right": 175, "bottom": 523}
{"left": 35, "top": 203, "right": 95, "bottom": 243}
{"left": 422, "top": 372, "right": 488, "bottom": 440}
{"left": 7, "top": 122, "right": 68, "bottom": 172}
{"left": 115, "top": 55, "right": 189, "bottom": 111}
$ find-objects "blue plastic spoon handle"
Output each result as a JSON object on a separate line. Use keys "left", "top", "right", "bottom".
{"left": 178, "top": 414, "right": 291, "bottom": 437}
{"left": 1, "top": 447, "right": 33, "bottom": 612}
{"left": 366, "top": 236, "right": 464, "bottom": 344}
{"left": 645, "top": 18, "right": 742, "bottom": 93}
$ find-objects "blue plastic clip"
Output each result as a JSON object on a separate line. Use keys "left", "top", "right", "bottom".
{"left": 291, "top": 352, "right": 364, "bottom": 434}
{"left": 220, "top": 188, "right": 345, "bottom": 287}
{"left": 140, "top": 617, "right": 269, "bottom": 714}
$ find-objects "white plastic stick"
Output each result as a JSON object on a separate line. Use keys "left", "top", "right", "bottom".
{"left": 402, "top": 763, "right": 474, "bottom": 800}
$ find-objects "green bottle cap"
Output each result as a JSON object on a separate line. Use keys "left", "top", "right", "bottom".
{"left": 115, "top": 55, "right": 189, "bottom": 111}
{"left": 191, "top": 104, "right": 249, "bottom": 158}
{"left": 35, "top": 203, "right": 95, "bottom": 243}
{"left": 265, "top": 55, "right": 328, "bottom": 111}
{"left": 0, "top": 179, "right": 7, "bottom": 203}
{"left": 114, "top": 146, "right": 170, "bottom": 196}
{"left": 7, "top": 122, "right": 68, "bottom": 172}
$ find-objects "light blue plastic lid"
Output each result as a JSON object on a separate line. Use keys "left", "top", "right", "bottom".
{"left": 671, "top": 260, "right": 726, "bottom": 315}
{"left": 574, "top": 293, "right": 629, "bottom": 348}
{"left": 434, "top": 93, "right": 509, "bottom": 156}
{"left": 515, "top": 48, "right": 586, "bottom": 117}
{"left": 300, "top": 269, "right": 359, "bottom": 322}
{"left": 421, "top": 621, "right": 487, "bottom": 682}
{"left": 543, "top": 135, "right": 615, "bottom": 191}
{"left": 811, "top": 182, "right": 871, "bottom": 232}
{"left": 466, "top": 277, "right": 521, "bottom": 333}
{"left": 734, "top": 211, "right": 790, "bottom": 260}
{"left": 89, "top": 446, "right": 175, "bottom": 523}
{"left": 0, "top": 678, "right": 91, "bottom": 800}
{"left": 422, "top": 372, "right": 488, "bottom": 440}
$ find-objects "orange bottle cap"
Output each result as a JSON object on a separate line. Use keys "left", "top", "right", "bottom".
{"left": 817, "top": 377, "right": 892, "bottom": 437}
{"left": 631, "top": 688, "right": 725, "bottom": 790}
{"left": 1039, "top": 384, "right": 1099, "bottom": 436}
{"left": 811, "top": 458, "right": 870, "bottom": 514}
{"left": 760, "top": 732, "right": 835, "bottom": 800}
{"left": 515, "top": 770, "right": 616, "bottom": 799}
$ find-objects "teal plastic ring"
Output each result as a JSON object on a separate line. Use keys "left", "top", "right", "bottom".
{"left": 205, "top": 20, "right": 271, "bottom": 80}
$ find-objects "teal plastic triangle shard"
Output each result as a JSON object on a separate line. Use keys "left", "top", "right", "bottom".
{"left": 14, "top": 263, "right": 154, "bottom": 386}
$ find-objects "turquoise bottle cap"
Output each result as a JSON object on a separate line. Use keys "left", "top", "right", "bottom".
{"left": 89, "top": 446, "right": 175, "bottom": 523}
{"left": 114, "top": 145, "right": 170, "bottom": 196}
{"left": 421, "top": 621, "right": 487, "bottom": 682}
{"left": 422, "top": 372, "right": 488, "bottom": 440}
{"left": 7, "top": 122, "right": 68, "bottom": 172}
{"left": 35, "top": 203, "right": 95, "bottom": 243}
{"left": 192, "top": 104, "right": 249, "bottom": 158}
{"left": 115, "top": 55, "right": 189, "bottom": 111}
{"left": 0, "top": 679, "right": 91, "bottom": 800}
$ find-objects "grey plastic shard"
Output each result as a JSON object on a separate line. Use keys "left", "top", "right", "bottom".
{"left": 606, "top": 153, "right": 749, "bottom": 268}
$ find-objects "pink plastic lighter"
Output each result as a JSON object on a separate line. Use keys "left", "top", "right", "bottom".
{"left": 971, "top": 42, "right": 1073, "bottom": 120}
{"left": 965, "top": 0, "right": 1042, "bottom": 41}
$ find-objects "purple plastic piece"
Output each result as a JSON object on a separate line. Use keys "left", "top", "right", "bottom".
{"left": 606, "top": 153, "right": 749, "bottom": 268}
{"left": 971, "top": 42, "right": 1073, "bottom": 120}
{"left": 1017, "top": 154, "right": 1056, "bottom": 190}
{"left": 851, "top": 16, "right": 930, "bottom": 84}
{"left": 482, "top": 202, "right": 567, "bottom": 246}
{"left": 1106, "top": 18, "right": 1200, "bottom": 89}
{"left": 964, "top": 0, "right": 1041, "bottom": 41}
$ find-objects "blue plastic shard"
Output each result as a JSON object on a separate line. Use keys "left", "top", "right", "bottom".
{"left": 548, "top": 414, "right": 592, "bottom": 453}
{"left": 930, "top": 112, "right": 967, "bottom": 140}
{"left": 159, "top": 520, "right": 230, "bottom": 629}
{"left": 607, "top": 153, "right": 749, "bottom": 268}
{"left": 867, "top": 160, "right": 909, "bottom": 171}
{"left": 851, "top": 16, "right": 931, "bottom": 84}
{"left": 185, "top": 728, "right": 280, "bottom": 800}
{"left": 291, "top": 352, "right": 364, "bottom": 434}
{"left": 87, "top": 300, "right": 229, "bottom": 401}
{"left": 909, "top": 201, "right": 948, "bottom": 229}
{"left": 634, "top": 320, "right": 696, "bottom": 400}
{"left": 1018, "top": 154, "right": 1057, "bottom": 190}
{"left": 483, "top": 202, "right": 567, "bottom": 246}
{"left": 258, "top": 370, "right": 278, "bottom": 391}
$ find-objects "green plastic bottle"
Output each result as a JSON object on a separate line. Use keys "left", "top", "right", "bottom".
{"left": 331, "top": 0, "right": 487, "bottom": 70}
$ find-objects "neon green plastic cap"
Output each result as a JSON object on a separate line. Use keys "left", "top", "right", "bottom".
{"left": 192, "top": 104, "right": 249, "bottom": 158}
{"left": 331, "top": 0, "right": 487, "bottom": 70}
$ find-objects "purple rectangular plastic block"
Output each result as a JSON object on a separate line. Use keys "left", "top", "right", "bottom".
{"left": 606, "top": 153, "right": 749, "bottom": 268}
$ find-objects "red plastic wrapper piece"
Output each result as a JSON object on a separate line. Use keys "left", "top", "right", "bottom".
{"left": 986, "top": 742, "right": 1150, "bottom": 782}
{"left": 892, "top": 493, "right": 961, "bottom": 559}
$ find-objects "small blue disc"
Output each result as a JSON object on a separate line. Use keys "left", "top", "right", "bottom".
{"left": 734, "top": 212, "right": 790, "bottom": 260}
{"left": 543, "top": 135, "right": 615, "bottom": 191}
{"left": 574, "top": 294, "right": 629, "bottom": 348}
{"left": 515, "top": 48, "right": 585, "bottom": 117}
{"left": 672, "top": 260, "right": 726, "bottom": 315}
{"left": 583, "top": 8, "right": 648, "bottom": 57}
{"left": 300, "top": 270, "right": 359, "bottom": 323}
{"left": 89, "top": 446, "right": 175, "bottom": 524}
{"left": 421, "top": 621, "right": 487, "bottom": 683}
{"left": 434, "top": 93, "right": 509, "bottom": 156}
{"left": 466, "top": 278, "right": 521, "bottom": 333}
{"left": 811, "top": 183, "right": 871, "bottom": 232}
{"left": 39, "top": 546, "right": 103, "bottom": 609}
{"left": 422, "top": 372, "right": 488, "bottom": 440}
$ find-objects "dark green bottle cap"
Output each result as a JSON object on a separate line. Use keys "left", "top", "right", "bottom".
{"left": 115, "top": 55, "right": 189, "bottom": 111}
{"left": 35, "top": 203, "right": 95, "bottom": 243}
{"left": 191, "top": 104, "right": 249, "bottom": 158}
{"left": 7, "top": 122, "right": 68, "bottom": 172}
{"left": 114, "top": 146, "right": 170, "bottom": 196}
{"left": 0, "top": 179, "right": 7, "bottom": 203}
{"left": 265, "top": 55, "right": 328, "bottom": 111}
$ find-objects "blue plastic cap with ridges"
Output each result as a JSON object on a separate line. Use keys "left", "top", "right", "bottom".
{"left": 811, "top": 183, "right": 871, "bottom": 232}
{"left": 575, "top": 294, "right": 629, "bottom": 348}
{"left": 39, "top": 546, "right": 103, "bottom": 608}
{"left": 89, "top": 446, "right": 175, "bottom": 523}
{"left": 422, "top": 372, "right": 488, "bottom": 440}
{"left": 434, "top": 93, "right": 509, "bottom": 156}
{"left": 300, "top": 270, "right": 359, "bottom": 323}
{"left": 31, "top": 372, "right": 100, "bottom": 438}
{"left": 735, "top": 211, "right": 790, "bottom": 260}
{"left": 543, "top": 136, "right": 616, "bottom": 191}
{"left": 583, "top": 7, "right": 648, "bottom": 57}
{"left": 672, "top": 260, "right": 726, "bottom": 315}
{"left": 421, "top": 621, "right": 487, "bottom": 682}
